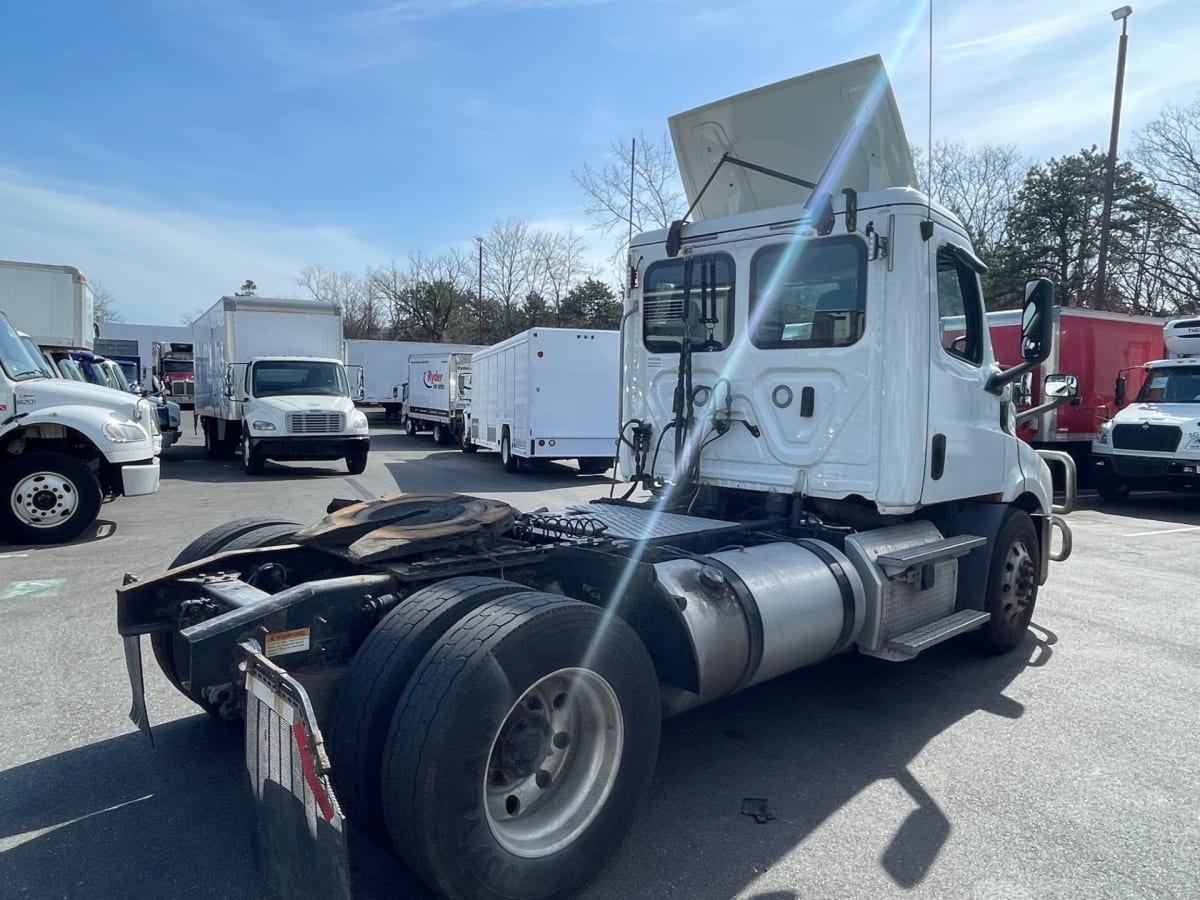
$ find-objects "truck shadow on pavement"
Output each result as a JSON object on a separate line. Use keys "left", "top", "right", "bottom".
{"left": 0, "top": 632, "right": 1049, "bottom": 900}
{"left": 1073, "top": 492, "right": 1200, "bottom": 526}
{"left": 0, "top": 518, "right": 118, "bottom": 552}
{"left": 383, "top": 453, "right": 615, "bottom": 496}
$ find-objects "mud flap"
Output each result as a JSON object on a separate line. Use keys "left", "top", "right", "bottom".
{"left": 240, "top": 641, "right": 352, "bottom": 900}
{"left": 123, "top": 634, "right": 154, "bottom": 746}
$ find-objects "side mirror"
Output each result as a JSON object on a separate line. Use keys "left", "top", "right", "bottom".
{"left": 1114, "top": 375, "right": 1127, "bottom": 408}
{"left": 986, "top": 278, "right": 1056, "bottom": 394}
{"left": 1044, "top": 373, "right": 1078, "bottom": 399}
{"left": 1020, "top": 279, "right": 1055, "bottom": 363}
{"left": 1017, "top": 371, "right": 1034, "bottom": 406}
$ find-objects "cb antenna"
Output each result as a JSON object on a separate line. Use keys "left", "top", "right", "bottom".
{"left": 627, "top": 137, "right": 636, "bottom": 293}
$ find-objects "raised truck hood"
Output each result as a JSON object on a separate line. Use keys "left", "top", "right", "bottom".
{"left": 669, "top": 54, "right": 917, "bottom": 221}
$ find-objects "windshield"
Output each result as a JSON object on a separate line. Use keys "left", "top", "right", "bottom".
{"left": 57, "top": 358, "right": 86, "bottom": 381}
{"left": 0, "top": 315, "right": 49, "bottom": 381}
{"left": 19, "top": 335, "right": 58, "bottom": 377}
{"left": 750, "top": 236, "right": 867, "bottom": 349}
{"left": 162, "top": 360, "right": 192, "bottom": 375}
{"left": 104, "top": 361, "right": 133, "bottom": 392}
{"left": 1136, "top": 366, "right": 1200, "bottom": 403}
{"left": 251, "top": 360, "right": 348, "bottom": 398}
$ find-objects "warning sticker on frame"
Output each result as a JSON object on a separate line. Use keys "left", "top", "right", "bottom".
{"left": 264, "top": 627, "right": 311, "bottom": 657}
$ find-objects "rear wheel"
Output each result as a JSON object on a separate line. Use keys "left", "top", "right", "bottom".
{"left": 577, "top": 458, "right": 610, "bottom": 476}
{"left": 501, "top": 431, "right": 523, "bottom": 473}
{"left": 0, "top": 452, "right": 103, "bottom": 545}
{"left": 461, "top": 428, "right": 478, "bottom": 453}
{"left": 405, "top": 417, "right": 417, "bottom": 436}
{"left": 330, "top": 576, "right": 529, "bottom": 840}
{"left": 975, "top": 509, "right": 1040, "bottom": 653}
{"left": 381, "top": 593, "right": 660, "bottom": 900}
{"left": 151, "top": 517, "right": 301, "bottom": 712}
{"left": 203, "top": 419, "right": 220, "bottom": 459}
{"left": 433, "top": 423, "right": 451, "bottom": 445}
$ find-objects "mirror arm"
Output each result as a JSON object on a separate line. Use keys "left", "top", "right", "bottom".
{"left": 986, "top": 359, "right": 1036, "bottom": 395}
{"left": 1014, "top": 392, "right": 1074, "bottom": 426}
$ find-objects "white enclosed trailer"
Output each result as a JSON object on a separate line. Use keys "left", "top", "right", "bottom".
{"left": 403, "top": 351, "right": 474, "bottom": 444}
{"left": 0, "top": 259, "right": 95, "bottom": 350}
{"left": 193, "top": 297, "right": 369, "bottom": 475}
{"left": 467, "top": 327, "right": 619, "bottom": 473}
{"left": 344, "top": 339, "right": 482, "bottom": 418}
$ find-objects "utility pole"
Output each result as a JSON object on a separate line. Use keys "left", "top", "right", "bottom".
{"left": 1094, "top": 5, "right": 1132, "bottom": 310}
{"left": 475, "top": 236, "right": 484, "bottom": 344}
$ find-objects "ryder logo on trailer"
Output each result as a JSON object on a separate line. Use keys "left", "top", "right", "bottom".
{"left": 423, "top": 370, "right": 444, "bottom": 389}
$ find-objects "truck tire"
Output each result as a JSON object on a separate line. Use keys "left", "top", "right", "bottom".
{"left": 151, "top": 517, "right": 301, "bottom": 712}
{"left": 345, "top": 451, "right": 368, "bottom": 475}
{"left": 433, "top": 423, "right": 451, "bottom": 445}
{"left": 461, "top": 429, "right": 478, "bottom": 453}
{"left": 405, "top": 417, "right": 417, "bottom": 436}
{"left": 975, "top": 509, "right": 1040, "bottom": 654}
{"left": 577, "top": 458, "right": 611, "bottom": 475}
{"left": 1095, "top": 471, "right": 1131, "bottom": 502}
{"left": 0, "top": 452, "right": 103, "bottom": 545}
{"left": 242, "top": 435, "right": 266, "bottom": 475}
{"left": 203, "top": 419, "right": 221, "bottom": 460}
{"left": 381, "top": 592, "right": 660, "bottom": 900}
{"left": 330, "top": 576, "right": 529, "bottom": 841}
{"left": 501, "top": 430, "right": 524, "bottom": 473}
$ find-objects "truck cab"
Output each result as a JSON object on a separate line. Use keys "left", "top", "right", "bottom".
{"left": 1091, "top": 317, "right": 1200, "bottom": 499}
{"left": 228, "top": 356, "right": 370, "bottom": 475}
{"left": 0, "top": 311, "right": 160, "bottom": 543}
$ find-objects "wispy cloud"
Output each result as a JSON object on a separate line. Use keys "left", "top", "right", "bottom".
{"left": 0, "top": 167, "right": 386, "bottom": 324}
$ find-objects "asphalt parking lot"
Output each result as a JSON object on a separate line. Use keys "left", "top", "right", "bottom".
{"left": 1, "top": 417, "right": 1197, "bottom": 899}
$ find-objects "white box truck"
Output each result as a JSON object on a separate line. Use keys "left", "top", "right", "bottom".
{"left": 403, "top": 351, "right": 474, "bottom": 445}
{"left": 343, "top": 339, "right": 482, "bottom": 419}
{"left": 193, "top": 297, "right": 369, "bottom": 476}
{"left": 466, "top": 327, "right": 619, "bottom": 473}
{"left": 0, "top": 259, "right": 95, "bottom": 350}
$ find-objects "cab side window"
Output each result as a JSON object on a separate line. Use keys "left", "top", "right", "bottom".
{"left": 936, "top": 247, "right": 984, "bottom": 366}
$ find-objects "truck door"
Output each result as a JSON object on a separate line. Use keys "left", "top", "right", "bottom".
{"left": 922, "top": 240, "right": 1012, "bottom": 504}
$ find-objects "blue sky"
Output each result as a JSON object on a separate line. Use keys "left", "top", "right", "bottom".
{"left": 1, "top": 0, "right": 1197, "bottom": 324}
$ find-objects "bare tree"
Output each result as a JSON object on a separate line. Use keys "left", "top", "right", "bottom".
{"left": 482, "top": 220, "right": 538, "bottom": 333}
{"left": 371, "top": 250, "right": 475, "bottom": 342}
{"left": 297, "top": 266, "right": 381, "bottom": 337}
{"left": 914, "top": 141, "right": 1030, "bottom": 259}
{"left": 575, "top": 132, "right": 687, "bottom": 263}
{"left": 530, "top": 229, "right": 596, "bottom": 324}
{"left": 235, "top": 279, "right": 258, "bottom": 296}
{"left": 92, "top": 282, "right": 124, "bottom": 323}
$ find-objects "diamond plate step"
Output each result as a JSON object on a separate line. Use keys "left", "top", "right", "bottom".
{"left": 875, "top": 534, "right": 985, "bottom": 577}
{"left": 881, "top": 609, "right": 991, "bottom": 658}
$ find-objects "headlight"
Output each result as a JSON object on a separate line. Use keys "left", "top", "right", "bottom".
{"left": 251, "top": 419, "right": 277, "bottom": 431}
{"left": 1185, "top": 433, "right": 1200, "bottom": 451}
{"left": 1095, "top": 428, "right": 1109, "bottom": 446}
{"left": 349, "top": 410, "right": 368, "bottom": 430}
{"left": 104, "top": 418, "right": 148, "bottom": 443}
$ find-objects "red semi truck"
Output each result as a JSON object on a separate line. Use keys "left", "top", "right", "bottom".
{"left": 988, "top": 307, "right": 1165, "bottom": 459}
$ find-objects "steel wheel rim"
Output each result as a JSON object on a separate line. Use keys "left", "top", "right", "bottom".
{"left": 484, "top": 666, "right": 624, "bottom": 859}
{"left": 998, "top": 539, "right": 1036, "bottom": 624}
{"left": 11, "top": 471, "right": 79, "bottom": 528}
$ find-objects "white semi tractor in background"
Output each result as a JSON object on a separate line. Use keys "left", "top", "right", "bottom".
{"left": 119, "top": 57, "right": 1078, "bottom": 900}
{"left": 466, "top": 327, "right": 618, "bottom": 473}
{"left": 402, "top": 350, "right": 475, "bottom": 444}
{"left": 1091, "top": 317, "right": 1200, "bottom": 499}
{"left": 0, "top": 262, "right": 160, "bottom": 543}
{"left": 193, "top": 297, "right": 369, "bottom": 475}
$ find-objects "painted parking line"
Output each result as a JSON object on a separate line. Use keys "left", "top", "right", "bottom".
{"left": 1120, "top": 525, "right": 1200, "bottom": 537}
{"left": 0, "top": 579, "right": 65, "bottom": 600}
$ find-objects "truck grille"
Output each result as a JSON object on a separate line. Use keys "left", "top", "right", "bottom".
{"left": 287, "top": 413, "right": 344, "bottom": 434}
{"left": 1112, "top": 424, "right": 1181, "bottom": 452}
{"left": 172, "top": 381, "right": 194, "bottom": 397}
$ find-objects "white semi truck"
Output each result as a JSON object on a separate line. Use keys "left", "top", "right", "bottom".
{"left": 118, "top": 57, "right": 1077, "bottom": 900}
{"left": 403, "top": 350, "right": 474, "bottom": 444}
{"left": 1091, "top": 317, "right": 1200, "bottom": 499}
{"left": 193, "top": 297, "right": 369, "bottom": 476}
{"left": 466, "top": 327, "right": 619, "bottom": 473}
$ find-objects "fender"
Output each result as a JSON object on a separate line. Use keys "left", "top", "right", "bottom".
{"left": 3, "top": 405, "right": 155, "bottom": 465}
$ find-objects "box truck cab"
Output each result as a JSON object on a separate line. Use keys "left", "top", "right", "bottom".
{"left": 193, "top": 298, "right": 369, "bottom": 476}
{"left": 1091, "top": 317, "right": 1200, "bottom": 500}
{"left": 0, "top": 311, "right": 160, "bottom": 543}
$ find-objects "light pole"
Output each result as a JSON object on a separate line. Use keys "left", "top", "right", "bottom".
{"left": 475, "top": 236, "right": 484, "bottom": 343}
{"left": 1094, "top": 5, "right": 1132, "bottom": 310}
